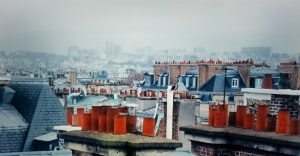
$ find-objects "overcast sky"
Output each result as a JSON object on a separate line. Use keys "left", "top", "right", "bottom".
{"left": 0, "top": 0, "right": 299, "bottom": 53}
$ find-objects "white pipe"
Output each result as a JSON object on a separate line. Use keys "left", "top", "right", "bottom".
{"left": 154, "top": 113, "right": 164, "bottom": 135}
{"left": 166, "top": 86, "right": 174, "bottom": 140}
{"left": 153, "top": 102, "right": 159, "bottom": 118}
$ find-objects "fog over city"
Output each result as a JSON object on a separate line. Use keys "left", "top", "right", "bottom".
{"left": 1, "top": 1, "right": 300, "bottom": 156}
{"left": 1, "top": 0, "right": 300, "bottom": 54}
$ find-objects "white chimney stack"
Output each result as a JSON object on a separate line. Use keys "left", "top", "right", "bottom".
{"left": 166, "top": 85, "right": 174, "bottom": 139}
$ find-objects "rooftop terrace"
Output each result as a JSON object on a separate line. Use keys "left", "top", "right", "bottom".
{"left": 59, "top": 130, "right": 182, "bottom": 156}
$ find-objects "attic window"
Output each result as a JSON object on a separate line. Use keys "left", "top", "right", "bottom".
{"left": 228, "top": 95, "right": 235, "bottom": 102}
{"left": 146, "top": 76, "right": 151, "bottom": 86}
{"left": 162, "top": 76, "right": 167, "bottom": 86}
{"left": 255, "top": 78, "right": 262, "bottom": 88}
{"left": 192, "top": 77, "right": 196, "bottom": 88}
{"left": 179, "top": 77, "right": 182, "bottom": 82}
{"left": 232, "top": 78, "right": 239, "bottom": 88}
{"left": 158, "top": 76, "right": 161, "bottom": 86}
{"left": 186, "top": 77, "right": 189, "bottom": 88}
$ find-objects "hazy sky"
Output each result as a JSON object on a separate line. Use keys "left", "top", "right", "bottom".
{"left": 0, "top": 0, "right": 300, "bottom": 53}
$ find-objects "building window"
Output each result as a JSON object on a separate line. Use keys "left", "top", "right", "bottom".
{"left": 162, "top": 76, "right": 166, "bottom": 86}
{"left": 255, "top": 78, "right": 262, "bottom": 88}
{"left": 186, "top": 77, "right": 189, "bottom": 88}
{"left": 232, "top": 78, "right": 239, "bottom": 88}
{"left": 158, "top": 76, "right": 161, "bottom": 86}
{"left": 146, "top": 76, "right": 150, "bottom": 86}
{"left": 192, "top": 77, "right": 196, "bottom": 88}
{"left": 179, "top": 76, "right": 182, "bottom": 83}
{"left": 228, "top": 95, "right": 234, "bottom": 102}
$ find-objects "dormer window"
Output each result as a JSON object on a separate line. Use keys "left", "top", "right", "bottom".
{"left": 192, "top": 77, "right": 196, "bottom": 88}
{"left": 255, "top": 78, "right": 262, "bottom": 88}
{"left": 232, "top": 78, "right": 239, "bottom": 88}
{"left": 158, "top": 76, "right": 161, "bottom": 86}
{"left": 179, "top": 76, "right": 182, "bottom": 83}
{"left": 162, "top": 76, "right": 166, "bottom": 86}
{"left": 186, "top": 77, "right": 189, "bottom": 88}
{"left": 228, "top": 95, "right": 235, "bottom": 102}
{"left": 145, "top": 76, "right": 151, "bottom": 86}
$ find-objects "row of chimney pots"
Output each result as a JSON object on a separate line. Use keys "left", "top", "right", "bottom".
{"left": 56, "top": 87, "right": 111, "bottom": 94}
{"left": 66, "top": 106, "right": 155, "bottom": 137}
{"left": 209, "top": 105, "right": 300, "bottom": 135}
{"left": 120, "top": 89, "right": 192, "bottom": 99}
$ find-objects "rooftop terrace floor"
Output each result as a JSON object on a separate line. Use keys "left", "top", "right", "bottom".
{"left": 59, "top": 130, "right": 182, "bottom": 149}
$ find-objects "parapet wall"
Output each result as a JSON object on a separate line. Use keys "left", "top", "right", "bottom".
{"left": 180, "top": 125, "right": 300, "bottom": 156}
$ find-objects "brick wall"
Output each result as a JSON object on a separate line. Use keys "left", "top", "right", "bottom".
{"left": 279, "top": 63, "right": 300, "bottom": 90}
{"left": 154, "top": 64, "right": 196, "bottom": 85}
{"left": 72, "top": 150, "right": 93, "bottom": 156}
{"left": 153, "top": 65, "right": 168, "bottom": 81}
{"left": 156, "top": 102, "right": 167, "bottom": 138}
{"left": 156, "top": 101, "right": 180, "bottom": 140}
{"left": 292, "top": 66, "right": 300, "bottom": 90}
{"left": 191, "top": 141, "right": 285, "bottom": 156}
{"left": 191, "top": 141, "right": 232, "bottom": 156}
{"left": 198, "top": 65, "right": 223, "bottom": 87}
{"left": 169, "top": 65, "right": 196, "bottom": 85}
{"left": 236, "top": 64, "right": 251, "bottom": 87}
{"left": 153, "top": 63, "right": 252, "bottom": 88}
{"left": 246, "top": 95, "right": 299, "bottom": 118}
{"left": 269, "top": 95, "right": 299, "bottom": 118}
{"left": 172, "top": 102, "right": 180, "bottom": 140}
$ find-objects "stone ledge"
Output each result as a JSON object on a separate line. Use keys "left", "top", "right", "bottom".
{"left": 59, "top": 130, "right": 182, "bottom": 149}
{"left": 180, "top": 125, "right": 300, "bottom": 148}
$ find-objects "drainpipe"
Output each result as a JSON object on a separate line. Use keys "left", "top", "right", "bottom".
{"left": 223, "top": 67, "right": 227, "bottom": 105}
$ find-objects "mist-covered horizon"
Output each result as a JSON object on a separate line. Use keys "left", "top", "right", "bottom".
{"left": 0, "top": 0, "right": 300, "bottom": 54}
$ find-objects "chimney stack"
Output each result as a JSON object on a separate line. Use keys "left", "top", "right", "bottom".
{"left": 263, "top": 74, "right": 273, "bottom": 89}
{"left": 166, "top": 86, "right": 174, "bottom": 140}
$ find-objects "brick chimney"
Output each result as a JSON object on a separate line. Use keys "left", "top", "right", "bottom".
{"left": 279, "top": 73, "right": 291, "bottom": 89}
{"left": 291, "top": 65, "right": 300, "bottom": 90}
{"left": 236, "top": 64, "right": 251, "bottom": 87}
{"left": 263, "top": 74, "right": 273, "bottom": 89}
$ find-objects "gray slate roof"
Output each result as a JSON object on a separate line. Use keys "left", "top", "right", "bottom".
{"left": 185, "top": 68, "right": 198, "bottom": 75}
{"left": 0, "top": 149, "right": 72, "bottom": 156}
{"left": 199, "top": 70, "right": 246, "bottom": 93}
{"left": 0, "top": 86, "right": 15, "bottom": 105}
{"left": 8, "top": 82, "right": 66, "bottom": 151}
{"left": 0, "top": 85, "right": 28, "bottom": 153}
{"left": 0, "top": 104, "right": 28, "bottom": 130}
{"left": 250, "top": 68, "right": 281, "bottom": 78}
